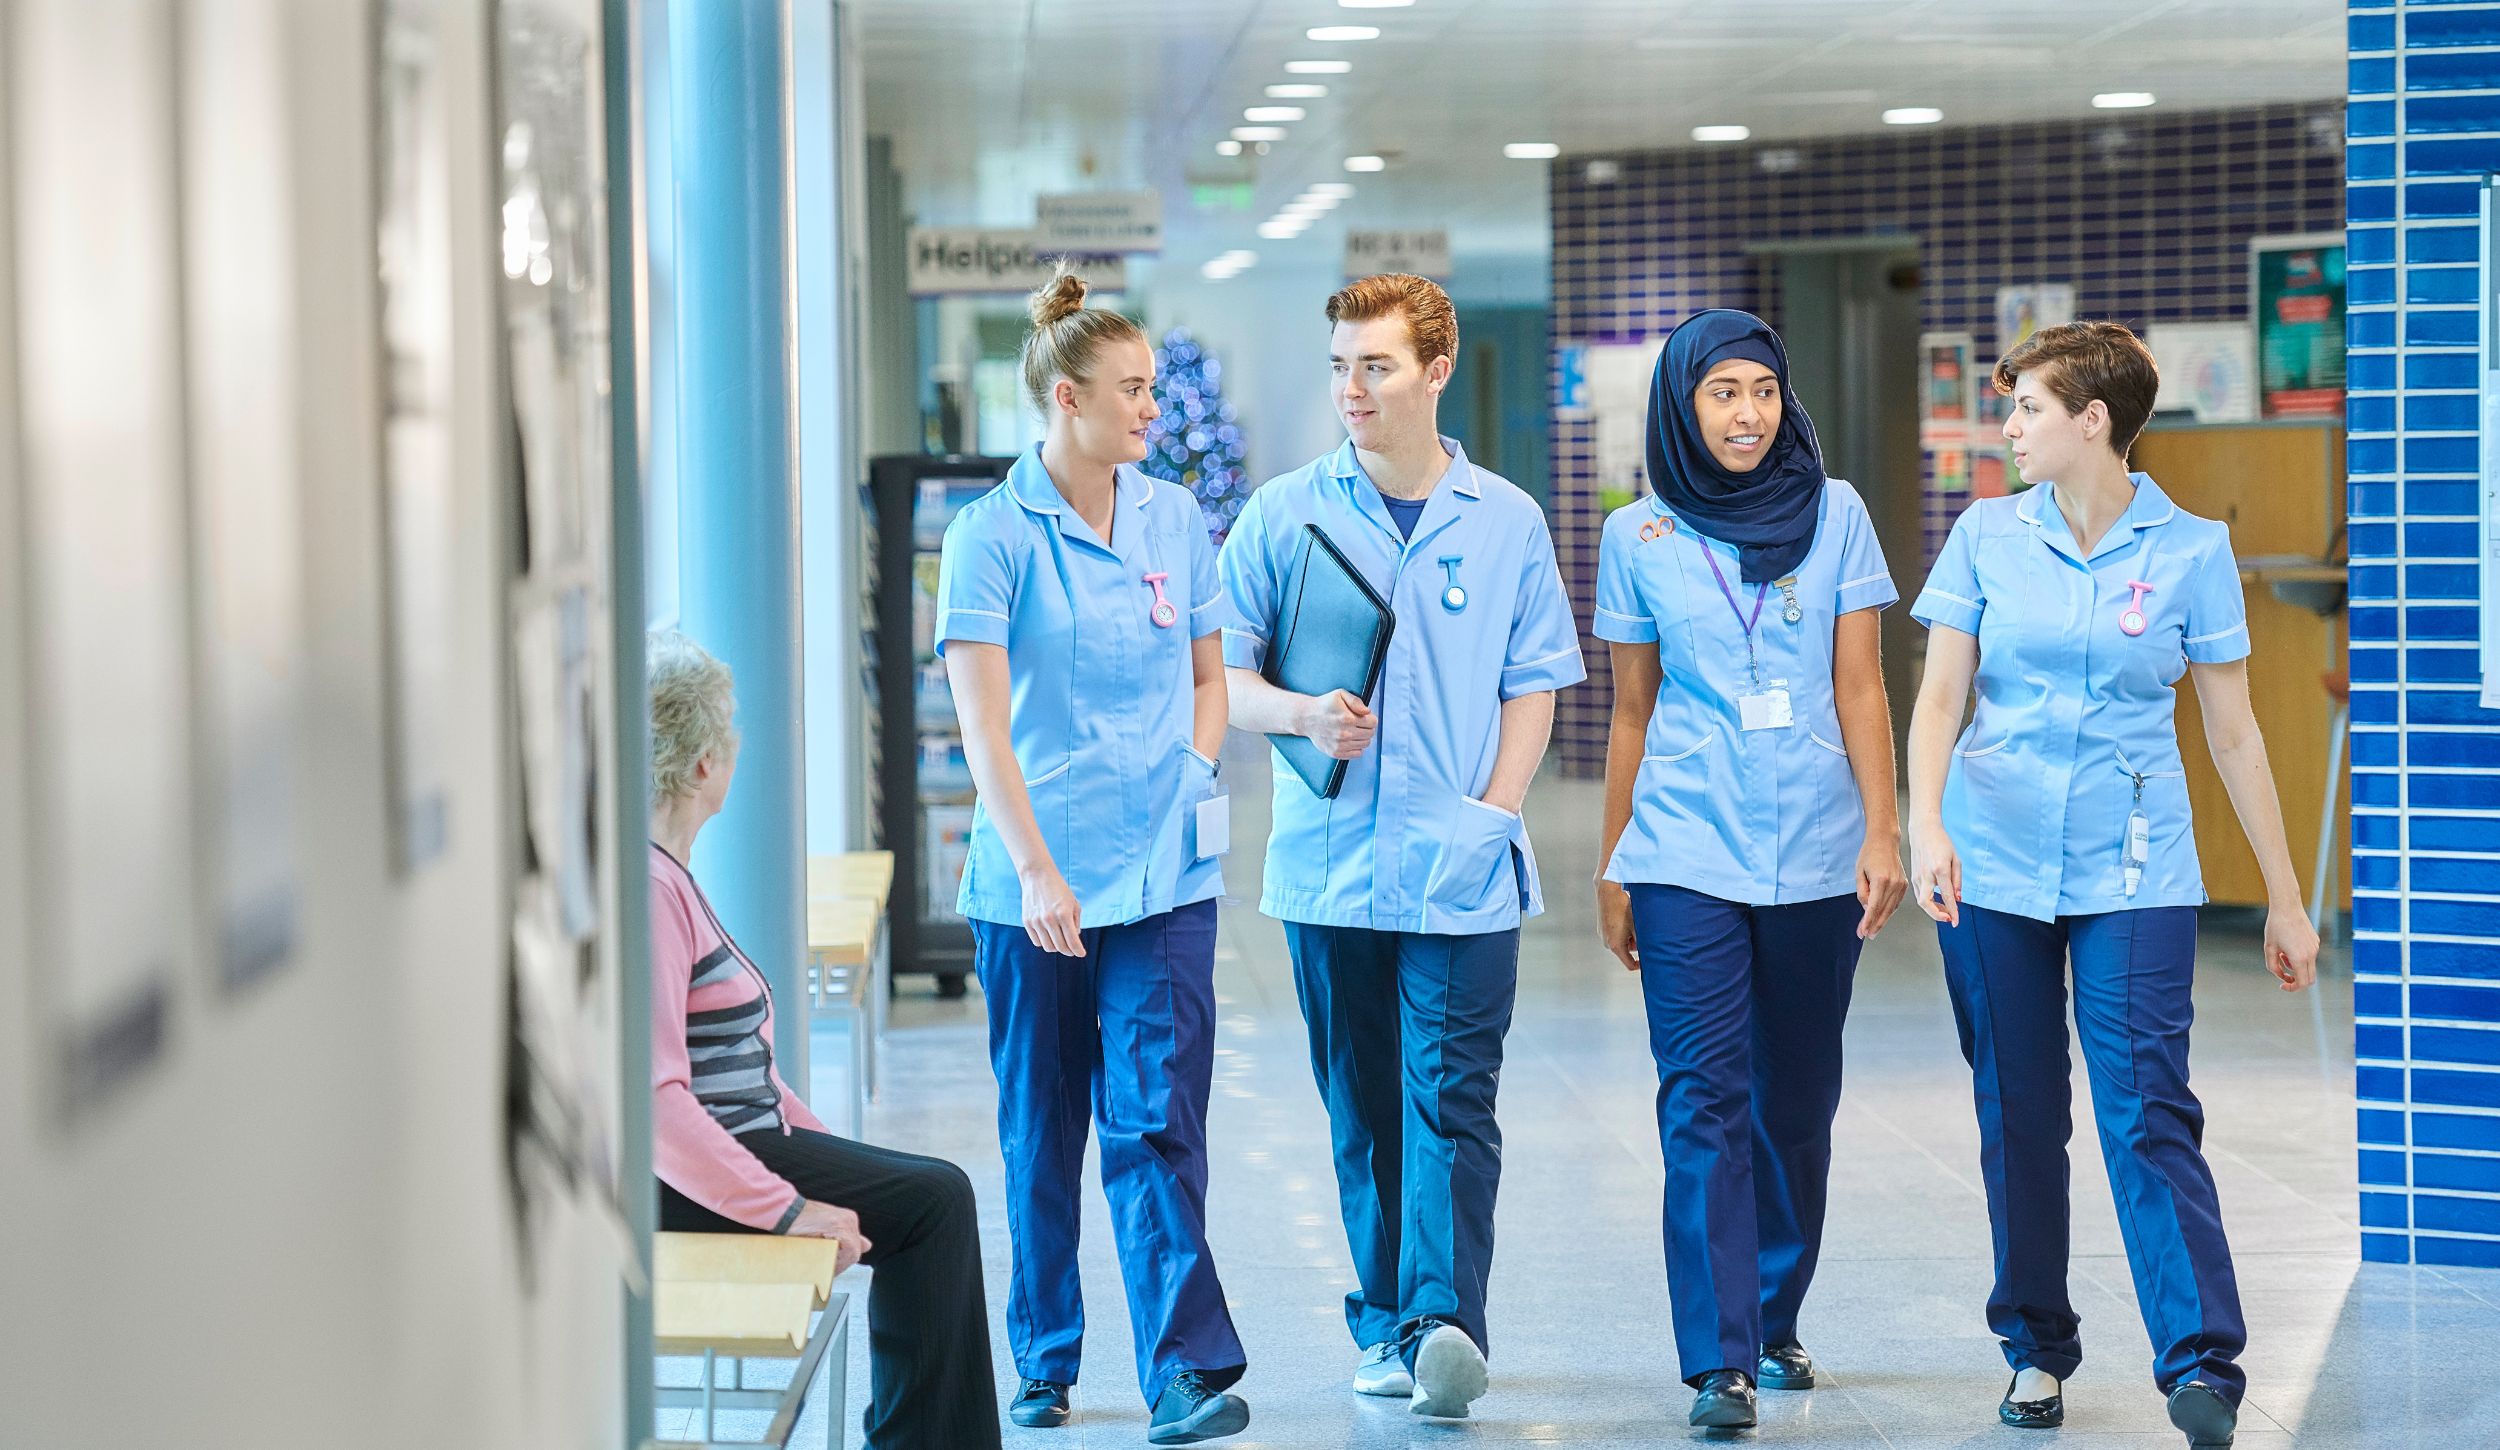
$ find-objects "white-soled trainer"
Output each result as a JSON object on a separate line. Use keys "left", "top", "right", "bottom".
{"left": 1351, "top": 1341, "right": 1412, "bottom": 1397}
{"left": 1408, "top": 1324, "right": 1488, "bottom": 1418}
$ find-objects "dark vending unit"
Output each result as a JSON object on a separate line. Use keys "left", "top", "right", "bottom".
{"left": 866, "top": 453, "right": 1015, "bottom": 997}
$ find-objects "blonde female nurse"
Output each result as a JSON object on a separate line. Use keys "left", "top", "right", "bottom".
{"left": 1906, "top": 321, "right": 2319, "bottom": 1450}
{"left": 1593, "top": 309, "right": 1908, "bottom": 1432}
{"left": 937, "top": 272, "right": 1248, "bottom": 1444}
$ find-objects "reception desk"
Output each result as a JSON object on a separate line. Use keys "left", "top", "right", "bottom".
{"left": 2129, "top": 419, "right": 2348, "bottom": 912}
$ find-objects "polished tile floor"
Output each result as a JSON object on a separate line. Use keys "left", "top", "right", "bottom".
{"left": 747, "top": 751, "right": 2500, "bottom": 1448}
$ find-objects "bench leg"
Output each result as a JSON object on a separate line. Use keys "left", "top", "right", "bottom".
{"left": 848, "top": 1002, "right": 869, "bottom": 1141}
{"left": 825, "top": 1309, "right": 852, "bottom": 1450}
{"left": 865, "top": 929, "right": 886, "bottom": 1103}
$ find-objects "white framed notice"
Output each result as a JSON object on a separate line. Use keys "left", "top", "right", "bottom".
{"left": 12, "top": 0, "right": 187, "bottom": 1116}
{"left": 184, "top": 0, "right": 305, "bottom": 992}
{"left": 1344, "top": 229, "right": 1451, "bottom": 280}
{"left": 1035, "top": 189, "right": 1162, "bottom": 254}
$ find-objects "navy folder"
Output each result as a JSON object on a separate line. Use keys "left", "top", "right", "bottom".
{"left": 1261, "top": 524, "right": 1396, "bottom": 799}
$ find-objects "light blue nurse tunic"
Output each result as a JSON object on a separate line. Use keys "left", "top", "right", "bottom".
{"left": 1910, "top": 474, "right": 2251, "bottom": 921}
{"left": 1217, "top": 438, "right": 1585, "bottom": 935}
{"left": 935, "top": 449, "right": 1225, "bottom": 927}
{"left": 1593, "top": 479, "right": 1898, "bottom": 903}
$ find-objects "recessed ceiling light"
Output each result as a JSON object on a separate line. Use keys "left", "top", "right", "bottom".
{"left": 1344, "top": 154, "right": 1386, "bottom": 172}
{"left": 2093, "top": 91, "right": 2156, "bottom": 109}
{"left": 1233, "top": 125, "right": 1287, "bottom": 141}
{"left": 1504, "top": 142, "right": 1561, "bottom": 160}
{"left": 1293, "top": 194, "right": 1342, "bottom": 211}
{"left": 1215, "top": 139, "right": 1243, "bottom": 156}
{"left": 1882, "top": 107, "right": 1943, "bottom": 125}
{"left": 1267, "top": 83, "right": 1328, "bottom": 98}
{"left": 1221, "top": 250, "right": 1257, "bottom": 265}
{"left": 1308, "top": 182, "right": 1356, "bottom": 199}
{"left": 1245, "top": 106, "right": 1307, "bottom": 123}
{"left": 1307, "top": 25, "right": 1381, "bottom": 42}
{"left": 1692, "top": 125, "right": 1750, "bottom": 143}
{"left": 1287, "top": 59, "right": 1354, "bottom": 74}
{"left": 1258, "top": 220, "right": 1307, "bottom": 239}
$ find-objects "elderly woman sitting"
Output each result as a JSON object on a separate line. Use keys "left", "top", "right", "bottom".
{"left": 648, "top": 630, "right": 1001, "bottom": 1450}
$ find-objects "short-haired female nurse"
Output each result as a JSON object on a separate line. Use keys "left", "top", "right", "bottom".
{"left": 1905, "top": 320, "right": 2319, "bottom": 1450}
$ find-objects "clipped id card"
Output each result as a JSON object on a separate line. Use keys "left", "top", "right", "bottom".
{"left": 1738, "top": 681, "right": 1794, "bottom": 732}
{"left": 1195, "top": 794, "right": 1231, "bottom": 860}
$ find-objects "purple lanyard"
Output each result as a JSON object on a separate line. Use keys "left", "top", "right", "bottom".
{"left": 1692, "top": 535, "right": 1770, "bottom": 683}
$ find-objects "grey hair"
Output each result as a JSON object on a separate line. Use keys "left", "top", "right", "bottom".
{"left": 648, "top": 629, "right": 736, "bottom": 805}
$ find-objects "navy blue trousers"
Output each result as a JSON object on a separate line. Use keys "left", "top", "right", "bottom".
{"left": 1938, "top": 903, "right": 2247, "bottom": 1404}
{"left": 1629, "top": 884, "right": 1864, "bottom": 1386}
{"left": 971, "top": 899, "right": 1244, "bottom": 1404}
{"left": 1284, "top": 923, "right": 1520, "bottom": 1367}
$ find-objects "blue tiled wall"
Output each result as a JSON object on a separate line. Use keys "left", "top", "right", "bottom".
{"left": 1545, "top": 104, "right": 2348, "bottom": 774}
{"left": 2351, "top": 0, "right": 2500, "bottom": 1270}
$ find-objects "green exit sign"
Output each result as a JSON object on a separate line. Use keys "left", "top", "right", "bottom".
{"left": 1191, "top": 183, "right": 1254, "bottom": 213}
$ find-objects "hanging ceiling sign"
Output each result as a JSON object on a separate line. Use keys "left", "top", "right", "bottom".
{"left": 908, "top": 227, "right": 1128, "bottom": 296}
{"left": 1344, "top": 229, "right": 1451, "bottom": 280}
{"left": 1034, "top": 189, "right": 1163, "bottom": 253}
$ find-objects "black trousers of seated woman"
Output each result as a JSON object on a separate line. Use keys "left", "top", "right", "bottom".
{"left": 660, "top": 1128, "right": 1002, "bottom": 1450}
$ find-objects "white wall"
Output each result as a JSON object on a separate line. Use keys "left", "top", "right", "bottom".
{"left": 0, "top": 4, "right": 626, "bottom": 1445}
{"left": 1148, "top": 252, "right": 1552, "bottom": 485}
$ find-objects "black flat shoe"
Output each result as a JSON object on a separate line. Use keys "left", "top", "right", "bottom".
{"left": 2168, "top": 1382, "right": 2236, "bottom": 1448}
{"left": 2000, "top": 1373, "right": 2063, "bottom": 1429}
{"left": 1757, "top": 1343, "right": 1816, "bottom": 1390}
{"left": 1690, "top": 1369, "right": 1758, "bottom": 1429}
{"left": 1009, "top": 1377, "right": 1071, "bottom": 1428}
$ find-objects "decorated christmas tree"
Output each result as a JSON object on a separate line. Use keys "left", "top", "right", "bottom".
{"left": 1143, "top": 327, "right": 1252, "bottom": 544}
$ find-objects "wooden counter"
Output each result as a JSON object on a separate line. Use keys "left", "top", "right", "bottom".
{"left": 2130, "top": 420, "right": 2348, "bottom": 911}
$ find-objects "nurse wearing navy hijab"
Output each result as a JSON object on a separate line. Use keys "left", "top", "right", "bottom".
{"left": 1907, "top": 322, "right": 2318, "bottom": 1450}
{"left": 1220, "top": 273, "right": 1584, "bottom": 1421}
{"left": 1592, "top": 310, "right": 1909, "bottom": 1432}
{"left": 937, "top": 272, "right": 1249, "bottom": 1444}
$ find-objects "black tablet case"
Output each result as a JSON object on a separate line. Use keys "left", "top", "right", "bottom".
{"left": 1261, "top": 524, "right": 1396, "bottom": 799}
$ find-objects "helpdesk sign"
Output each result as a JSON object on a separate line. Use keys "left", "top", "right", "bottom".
{"left": 909, "top": 228, "right": 1129, "bottom": 296}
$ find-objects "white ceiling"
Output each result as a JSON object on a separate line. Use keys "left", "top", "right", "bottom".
{"left": 856, "top": 0, "right": 2347, "bottom": 276}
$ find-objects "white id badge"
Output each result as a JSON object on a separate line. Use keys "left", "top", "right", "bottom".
{"left": 1738, "top": 681, "right": 1794, "bottom": 732}
{"left": 1194, "top": 793, "right": 1231, "bottom": 860}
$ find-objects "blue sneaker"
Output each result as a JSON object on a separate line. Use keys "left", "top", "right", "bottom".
{"left": 1352, "top": 1341, "right": 1412, "bottom": 1397}
{"left": 1148, "top": 1371, "right": 1249, "bottom": 1444}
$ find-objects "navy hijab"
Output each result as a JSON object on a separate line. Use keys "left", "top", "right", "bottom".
{"left": 1645, "top": 309, "right": 1826, "bottom": 584}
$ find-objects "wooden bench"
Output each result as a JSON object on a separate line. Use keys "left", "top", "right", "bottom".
{"left": 806, "top": 851, "right": 894, "bottom": 1135}
{"left": 652, "top": 1232, "right": 854, "bottom": 1450}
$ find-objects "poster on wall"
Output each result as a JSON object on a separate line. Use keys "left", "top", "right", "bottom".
{"left": 15, "top": 0, "right": 188, "bottom": 1120}
{"left": 495, "top": 0, "right": 630, "bottom": 1286}
{"left": 1994, "top": 284, "right": 2075, "bottom": 355}
{"left": 1580, "top": 339, "right": 1667, "bottom": 513}
{"left": 186, "top": 0, "right": 306, "bottom": 994}
{"left": 2146, "top": 323, "right": 2259, "bottom": 425}
{"left": 1920, "top": 332, "right": 1976, "bottom": 442}
{"left": 2252, "top": 234, "right": 2346, "bottom": 418}
{"left": 377, "top": 0, "right": 458, "bottom": 874}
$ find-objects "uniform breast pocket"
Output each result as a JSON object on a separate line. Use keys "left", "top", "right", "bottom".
{"left": 1635, "top": 550, "right": 1701, "bottom": 677}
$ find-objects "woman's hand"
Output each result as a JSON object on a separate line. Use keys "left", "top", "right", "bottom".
{"left": 1855, "top": 830, "right": 1909, "bottom": 940}
{"left": 1908, "top": 817, "right": 1963, "bottom": 927}
{"left": 2265, "top": 902, "right": 2321, "bottom": 992}
{"left": 1597, "top": 879, "right": 1640, "bottom": 973}
{"left": 790, "top": 1200, "right": 873, "bottom": 1274}
{"left": 1020, "top": 864, "right": 1085, "bottom": 957}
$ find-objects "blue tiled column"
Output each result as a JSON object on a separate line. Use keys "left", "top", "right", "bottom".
{"left": 667, "top": 0, "right": 808, "bottom": 1080}
{"left": 2350, "top": 0, "right": 2500, "bottom": 1268}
